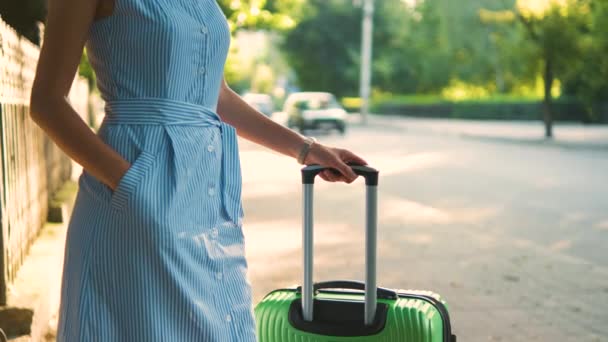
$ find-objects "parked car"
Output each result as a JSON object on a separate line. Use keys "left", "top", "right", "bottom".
{"left": 281, "top": 92, "right": 348, "bottom": 134}
{"left": 242, "top": 93, "right": 274, "bottom": 117}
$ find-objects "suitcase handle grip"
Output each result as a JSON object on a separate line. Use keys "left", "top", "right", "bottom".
{"left": 296, "top": 280, "right": 397, "bottom": 300}
{"left": 302, "top": 163, "right": 379, "bottom": 186}
{"left": 301, "top": 164, "right": 379, "bottom": 325}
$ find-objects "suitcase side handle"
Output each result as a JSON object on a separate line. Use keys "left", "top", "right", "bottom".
{"left": 301, "top": 164, "right": 379, "bottom": 326}
{"left": 296, "top": 280, "right": 398, "bottom": 300}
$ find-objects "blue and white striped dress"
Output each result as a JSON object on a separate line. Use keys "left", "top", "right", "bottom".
{"left": 57, "top": 0, "right": 256, "bottom": 340}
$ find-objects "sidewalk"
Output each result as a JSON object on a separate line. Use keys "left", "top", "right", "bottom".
{"left": 350, "top": 114, "right": 608, "bottom": 151}
{"left": 2, "top": 178, "right": 78, "bottom": 341}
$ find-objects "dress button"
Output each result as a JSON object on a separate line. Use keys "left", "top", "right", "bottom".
{"left": 226, "top": 314, "right": 232, "bottom": 323}
{"left": 207, "top": 145, "right": 215, "bottom": 152}
{"left": 211, "top": 228, "right": 219, "bottom": 238}
{"left": 200, "top": 26, "right": 208, "bottom": 34}
{"left": 199, "top": 67, "right": 206, "bottom": 74}
{"left": 216, "top": 272, "right": 223, "bottom": 280}
{"left": 208, "top": 187, "right": 216, "bottom": 196}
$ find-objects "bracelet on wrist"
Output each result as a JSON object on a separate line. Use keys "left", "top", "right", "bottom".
{"left": 297, "top": 136, "right": 316, "bottom": 164}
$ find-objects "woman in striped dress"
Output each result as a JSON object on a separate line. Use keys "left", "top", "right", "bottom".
{"left": 30, "top": 0, "right": 366, "bottom": 341}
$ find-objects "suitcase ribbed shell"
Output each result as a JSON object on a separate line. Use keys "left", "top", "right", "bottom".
{"left": 255, "top": 289, "right": 450, "bottom": 342}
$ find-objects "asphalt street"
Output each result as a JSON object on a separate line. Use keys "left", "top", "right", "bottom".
{"left": 239, "top": 117, "right": 608, "bottom": 342}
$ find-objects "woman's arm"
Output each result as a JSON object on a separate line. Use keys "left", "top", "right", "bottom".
{"left": 216, "top": 78, "right": 367, "bottom": 183}
{"left": 30, "top": 0, "right": 129, "bottom": 191}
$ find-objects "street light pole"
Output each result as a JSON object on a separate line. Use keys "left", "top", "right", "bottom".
{"left": 359, "top": 0, "right": 374, "bottom": 125}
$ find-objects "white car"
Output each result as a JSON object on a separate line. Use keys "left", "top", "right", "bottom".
{"left": 280, "top": 92, "right": 348, "bottom": 134}
{"left": 242, "top": 93, "right": 274, "bottom": 117}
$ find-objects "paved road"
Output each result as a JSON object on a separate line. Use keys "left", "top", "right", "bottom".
{"left": 239, "top": 117, "right": 608, "bottom": 342}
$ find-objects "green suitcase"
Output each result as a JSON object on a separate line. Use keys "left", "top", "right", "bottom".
{"left": 254, "top": 165, "right": 456, "bottom": 341}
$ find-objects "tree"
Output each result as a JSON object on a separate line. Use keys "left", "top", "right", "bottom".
{"left": 514, "top": 0, "right": 589, "bottom": 137}
{"left": 281, "top": 0, "right": 423, "bottom": 96}
{"left": 0, "top": 0, "right": 46, "bottom": 45}
{"left": 217, "top": 0, "right": 304, "bottom": 32}
{"left": 562, "top": 0, "right": 608, "bottom": 120}
{"left": 281, "top": 0, "right": 363, "bottom": 97}
{"left": 372, "top": 0, "right": 446, "bottom": 93}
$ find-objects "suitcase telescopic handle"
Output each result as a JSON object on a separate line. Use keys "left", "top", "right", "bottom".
{"left": 300, "top": 164, "right": 379, "bottom": 326}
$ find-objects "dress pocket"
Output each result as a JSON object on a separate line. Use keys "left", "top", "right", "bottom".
{"left": 78, "top": 169, "right": 112, "bottom": 205}
{"left": 109, "top": 149, "right": 157, "bottom": 212}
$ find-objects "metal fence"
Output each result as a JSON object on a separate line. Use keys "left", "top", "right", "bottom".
{"left": 0, "top": 16, "right": 90, "bottom": 304}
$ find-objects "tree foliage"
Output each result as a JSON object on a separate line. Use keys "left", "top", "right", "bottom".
{"left": 0, "top": 0, "right": 46, "bottom": 45}
{"left": 217, "top": 0, "right": 304, "bottom": 32}
{"left": 280, "top": 0, "right": 535, "bottom": 96}
{"left": 508, "top": 0, "right": 591, "bottom": 136}
{"left": 561, "top": 0, "right": 608, "bottom": 110}
{"left": 280, "top": 0, "right": 605, "bottom": 112}
{"left": 281, "top": 0, "right": 363, "bottom": 97}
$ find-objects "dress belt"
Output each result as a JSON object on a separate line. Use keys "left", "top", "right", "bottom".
{"left": 102, "top": 97, "right": 243, "bottom": 223}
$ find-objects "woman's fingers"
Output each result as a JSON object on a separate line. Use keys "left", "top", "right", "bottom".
{"left": 320, "top": 170, "right": 338, "bottom": 182}
{"left": 319, "top": 170, "right": 332, "bottom": 182}
{"left": 327, "top": 169, "right": 350, "bottom": 182}
{"left": 308, "top": 144, "right": 368, "bottom": 183}
{"left": 331, "top": 158, "right": 358, "bottom": 183}
{"left": 339, "top": 149, "right": 368, "bottom": 166}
